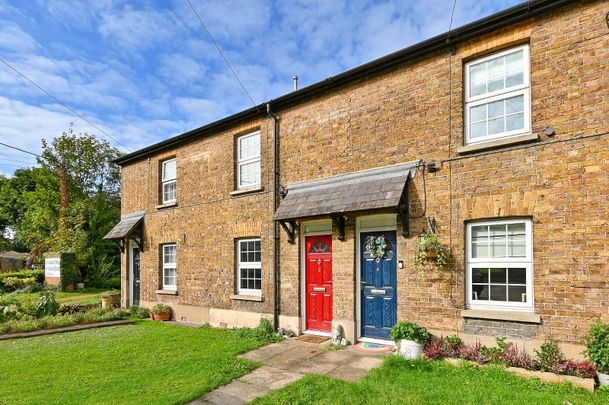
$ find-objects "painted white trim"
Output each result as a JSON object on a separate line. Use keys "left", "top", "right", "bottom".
{"left": 162, "top": 244, "right": 177, "bottom": 290}
{"left": 300, "top": 220, "right": 333, "bottom": 334}
{"left": 356, "top": 214, "right": 398, "bottom": 342}
{"left": 358, "top": 337, "right": 396, "bottom": 346}
{"left": 464, "top": 44, "right": 531, "bottom": 145}
{"left": 465, "top": 218, "right": 534, "bottom": 312}
{"left": 237, "top": 238, "right": 262, "bottom": 296}
{"left": 303, "top": 330, "right": 332, "bottom": 338}
{"left": 237, "top": 131, "right": 261, "bottom": 190}
{"left": 128, "top": 240, "right": 134, "bottom": 306}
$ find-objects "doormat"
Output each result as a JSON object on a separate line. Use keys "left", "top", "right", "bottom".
{"left": 296, "top": 334, "right": 329, "bottom": 344}
{"left": 354, "top": 342, "right": 394, "bottom": 353}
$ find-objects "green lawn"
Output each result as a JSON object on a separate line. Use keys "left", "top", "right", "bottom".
{"left": 1, "top": 288, "right": 113, "bottom": 305}
{"left": 0, "top": 321, "right": 270, "bottom": 405}
{"left": 254, "top": 356, "right": 609, "bottom": 405}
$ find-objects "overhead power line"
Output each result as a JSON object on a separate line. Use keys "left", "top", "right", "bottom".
{"left": 184, "top": 0, "right": 257, "bottom": 107}
{"left": 0, "top": 141, "right": 41, "bottom": 158}
{"left": 0, "top": 57, "right": 129, "bottom": 150}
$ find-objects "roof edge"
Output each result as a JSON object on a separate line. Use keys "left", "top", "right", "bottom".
{"left": 115, "top": 0, "right": 574, "bottom": 166}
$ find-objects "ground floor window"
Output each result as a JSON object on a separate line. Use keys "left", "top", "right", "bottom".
{"left": 466, "top": 219, "right": 533, "bottom": 311}
{"left": 162, "top": 244, "right": 177, "bottom": 290}
{"left": 237, "top": 238, "right": 261, "bottom": 295}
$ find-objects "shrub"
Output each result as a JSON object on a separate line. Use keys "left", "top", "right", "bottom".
{"left": 151, "top": 303, "right": 172, "bottom": 314}
{"left": 535, "top": 340, "right": 564, "bottom": 372}
{"left": 129, "top": 306, "right": 150, "bottom": 319}
{"left": 58, "top": 303, "right": 82, "bottom": 315}
{"left": 582, "top": 321, "right": 609, "bottom": 374}
{"left": 36, "top": 292, "right": 60, "bottom": 317}
{"left": 59, "top": 253, "right": 79, "bottom": 290}
{"left": 234, "top": 316, "right": 283, "bottom": 342}
{"left": 390, "top": 322, "right": 431, "bottom": 344}
{"left": 89, "top": 276, "right": 121, "bottom": 289}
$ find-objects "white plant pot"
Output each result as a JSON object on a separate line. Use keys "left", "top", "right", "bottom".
{"left": 598, "top": 371, "right": 609, "bottom": 387}
{"left": 398, "top": 339, "right": 424, "bottom": 360}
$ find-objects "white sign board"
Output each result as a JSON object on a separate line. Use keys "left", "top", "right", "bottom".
{"left": 45, "top": 257, "right": 61, "bottom": 278}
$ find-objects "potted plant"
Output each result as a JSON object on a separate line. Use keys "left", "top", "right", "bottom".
{"left": 391, "top": 321, "right": 431, "bottom": 360}
{"left": 151, "top": 303, "right": 172, "bottom": 321}
{"left": 582, "top": 321, "right": 609, "bottom": 386}
{"left": 413, "top": 233, "right": 450, "bottom": 272}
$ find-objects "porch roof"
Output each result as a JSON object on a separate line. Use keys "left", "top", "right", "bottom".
{"left": 274, "top": 161, "right": 419, "bottom": 221}
{"left": 104, "top": 212, "right": 145, "bottom": 240}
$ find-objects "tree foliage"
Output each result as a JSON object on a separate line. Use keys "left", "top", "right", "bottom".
{"left": 0, "top": 130, "right": 123, "bottom": 281}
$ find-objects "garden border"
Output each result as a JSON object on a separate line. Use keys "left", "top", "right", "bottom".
{"left": 0, "top": 319, "right": 134, "bottom": 340}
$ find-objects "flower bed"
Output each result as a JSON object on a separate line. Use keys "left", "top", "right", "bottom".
{"left": 424, "top": 336, "right": 596, "bottom": 380}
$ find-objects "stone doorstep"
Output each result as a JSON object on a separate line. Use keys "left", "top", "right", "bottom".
{"left": 0, "top": 320, "right": 135, "bottom": 341}
{"left": 444, "top": 358, "right": 595, "bottom": 392}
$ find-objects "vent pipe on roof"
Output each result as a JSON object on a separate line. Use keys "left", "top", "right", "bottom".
{"left": 293, "top": 75, "right": 299, "bottom": 91}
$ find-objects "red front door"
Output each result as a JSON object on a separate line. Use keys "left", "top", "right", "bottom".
{"left": 305, "top": 235, "right": 333, "bottom": 333}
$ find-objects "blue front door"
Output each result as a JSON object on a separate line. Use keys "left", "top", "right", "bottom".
{"left": 360, "top": 230, "right": 397, "bottom": 340}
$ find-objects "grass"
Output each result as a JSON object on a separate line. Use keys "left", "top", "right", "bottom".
{"left": 253, "top": 356, "right": 609, "bottom": 405}
{"left": 0, "top": 321, "right": 272, "bottom": 404}
{"left": 1, "top": 288, "right": 113, "bottom": 305}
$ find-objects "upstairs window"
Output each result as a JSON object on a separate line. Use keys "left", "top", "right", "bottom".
{"left": 237, "top": 131, "right": 261, "bottom": 189}
{"left": 161, "top": 158, "right": 176, "bottom": 204}
{"left": 465, "top": 45, "right": 530, "bottom": 144}
{"left": 162, "top": 244, "right": 177, "bottom": 290}
{"left": 466, "top": 219, "right": 533, "bottom": 311}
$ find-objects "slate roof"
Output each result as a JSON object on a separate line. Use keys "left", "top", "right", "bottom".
{"left": 104, "top": 212, "right": 145, "bottom": 240}
{"left": 274, "top": 161, "right": 419, "bottom": 221}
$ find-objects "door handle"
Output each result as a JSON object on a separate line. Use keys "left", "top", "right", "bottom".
{"left": 313, "top": 287, "right": 326, "bottom": 292}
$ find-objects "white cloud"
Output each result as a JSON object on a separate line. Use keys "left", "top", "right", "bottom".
{"left": 0, "top": 21, "right": 38, "bottom": 51}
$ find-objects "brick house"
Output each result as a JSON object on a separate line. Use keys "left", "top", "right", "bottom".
{"left": 107, "top": 0, "right": 609, "bottom": 355}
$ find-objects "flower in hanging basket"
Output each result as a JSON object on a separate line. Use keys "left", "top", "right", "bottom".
{"left": 413, "top": 233, "right": 450, "bottom": 272}
{"left": 365, "top": 235, "right": 389, "bottom": 262}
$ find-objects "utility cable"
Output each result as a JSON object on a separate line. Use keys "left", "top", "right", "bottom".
{"left": 0, "top": 141, "right": 41, "bottom": 157}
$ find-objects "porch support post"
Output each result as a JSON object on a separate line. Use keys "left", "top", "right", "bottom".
{"left": 397, "top": 174, "right": 411, "bottom": 238}
{"left": 279, "top": 220, "right": 297, "bottom": 244}
{"left": 331, "top": 214, "right": 348, "bottom": 241}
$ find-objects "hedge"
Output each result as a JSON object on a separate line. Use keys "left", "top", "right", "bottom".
{"left": 0, "top": 270, "right": 45, "bottom": 292}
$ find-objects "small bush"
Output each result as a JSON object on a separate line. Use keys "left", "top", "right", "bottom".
{"left": 36, "top": 292, "right": 60, "bottom": 317}
{"left": 151, "top": 303, "right": 172, "bottom": 314}
{"left": 535, "top": 340, "right": 564, "bottom": 372}
{"left": 582, "top": 321, "right": 609, "bottom": 374}
{"left": 129, "top": 306, "right": 150, "bottom": 319}
{"left": 58, "top": 303, "right": 82, "bottom": 315}
{"left": 234, "top": 317, "right": 283, "bottom": 342}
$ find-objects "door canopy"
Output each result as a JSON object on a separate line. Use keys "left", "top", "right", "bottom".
{"left": 104, "top": 211, "right": 145, "bottom": 252}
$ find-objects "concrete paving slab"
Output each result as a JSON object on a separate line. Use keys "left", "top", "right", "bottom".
{"left": 238, "top": 341, "right": 295, "bottom": 362}
{"left": 293, "top": 360, "right": 340, "bottom": 375}
{"left": 263, "top": 346, "right": 324, "bottom": 369}
{"left": 199, "top": 390, "right": 245, "bottom": 405}
{"left": 314, "top": 350, "right": 354, "bottom": 364}
{"left": 348, "top": 356, "right": 384, "bottom": 370}
{"left": 214, "top": 380, "right": 270, "bottom": 403}
{"left": 238, "top": 366, "right": 304, "bottom": 390}
{"left": 328, "top": 365, "right": 370, "bottom": 382}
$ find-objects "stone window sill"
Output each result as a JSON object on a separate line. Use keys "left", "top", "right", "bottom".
{"left": 462, "top": 309, "right": 541, "bottom": 324}
{"left": 156, "top": 202, "right": 178, "bottom": 210}
{"left": 230, "top": 186, "right": 264, "bottom": 197}
{"left": 230, "top": 294, "right": 263, "bottom": 302}
{"left": 156, "top": 289, "right": 178, "bottom": 296}
{"left": 457, "top": 133, "right": 539, "bottom": 155}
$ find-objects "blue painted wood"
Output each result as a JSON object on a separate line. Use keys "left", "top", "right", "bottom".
{"left": 360, "top": 231, "right": 397, "bottom": 340}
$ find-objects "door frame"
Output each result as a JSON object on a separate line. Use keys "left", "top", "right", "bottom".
{"left": 356, "top": 214, "right": 398, "bottom": 345}
{"left": 300, "top": 219, "right": 333, "bottom": 336}
{"left": 128, "top": 241, "right": 138, "bottom": 307}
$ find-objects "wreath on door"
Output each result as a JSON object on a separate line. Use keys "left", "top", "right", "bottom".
{"left": 364, "top": 235, "right": 388, "bottom": 262}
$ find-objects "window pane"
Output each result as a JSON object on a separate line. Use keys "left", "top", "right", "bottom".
{"left": 163, "top": 181, "right": 176, "bottom": 202}
{"left": 255, "top": 280, "right": 261, "bottom": 290}
{"left": 506, "top": 113, "right": 524, "bottom": 132}
{"left": 241, "top": 279, "right": 247, "bottom": 289}
{"left": 472, "top": 268, "right": 488, "bottom": 283}
{"left": 505, "top": 50, "right": 524, "bottom": 87}
{"left": 508, "top": 268, "right": 527, "bottom": 284}
{"left": 472, "top": 285, "right": 488, "bottom": 300}
{"left": 470, "top": 121, "right": 486, "bottom": 139}
{"left": 488, "top": 100, "right": 504, "bottom": 119}
{"left": 239, "top": 133, "right": 260, "bottom": 160}
{"left": 469, "top": 63, "right": 486, "bottom": 97}
{"left": 487, "top": 58, "right": 504, "bottom": 92}
{"left": 490, "top": 285, "right": 507, "bottom": 301}
{"left": 471, "top": 105, "right": 486, "bottom": 122}
{"left": 163, "top": 245, "right": 176, "bottom": 264}
{"left": 489, "top": 268, "right": 506, "bottom": 284}
{"left": 490, "top": 225, "right": 507, "bottom": 258}
{"left": 506, "top": 95, "right": 524, "bottom": 114}
{"left": 239, "top": 161, "right": 261, "bottom": 186}
{"left": 162, "top": 159, "right": 176, "bottom": 181}
{"left": 508, "top": 286, "right": 527, "bottom": 302}
{"left": 488, "top": 117, "right": 504, "bottom": 135}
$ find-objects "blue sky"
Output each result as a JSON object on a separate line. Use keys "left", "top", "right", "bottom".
{"left": 0, "top": 0, "right": 521, "bottom": 175}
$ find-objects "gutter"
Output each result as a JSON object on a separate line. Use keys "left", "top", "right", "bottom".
{"left": 267, "top": 103, "right": 281, "bottom": 331}
{"left": 114, "top": 0, "right": 574, "bottom": 166}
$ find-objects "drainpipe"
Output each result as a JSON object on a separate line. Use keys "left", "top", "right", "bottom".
{"left": 267, "top": 102, "right": 281, "bottom": 331}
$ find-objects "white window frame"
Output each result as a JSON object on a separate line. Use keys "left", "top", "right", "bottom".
{"left": 464, "top": 44, "right": 531, "bottom": 144}
{"left": 162, "top": 244, "right": 177, "bottom": 290}
{"left": 236, "top": 131, "right": 261, "bottom": 189}
{"left": 237, "top": 238, "right": 262, "bottom": 296}
{"left": 466, "top": 218, "right": 533, "bottom": 312}
{"left": 161, "top": 158, "right": 177, "bottom": 204}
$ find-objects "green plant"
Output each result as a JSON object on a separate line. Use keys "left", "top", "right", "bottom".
{"left": 582, "top": 321, "right": 609, "bottom": 373}
{"left": 36, "top": 291, "right": 60, "bottom": 317}
{"left": 59, "top": 252, "right": 79, "bottom": 290}
{"left": 390, "top": 321, "right": 431, "bottom": 344}
{"left": 535, "top": 340, "right": 564, "bottom": 372}
{"left": 151, "top": 303, "right": 172, "bottom": 314}
{"left": 444, "top": 334, "right": 463, "bottom": 348}
{"left": 413, "top": 233, "right": 450, "bottom": 272}
{"left": 129, "top": 306, "right": 150, "bottom": 319}
{"left": 234, "top": 316, "right": 283, "bottom": 342}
